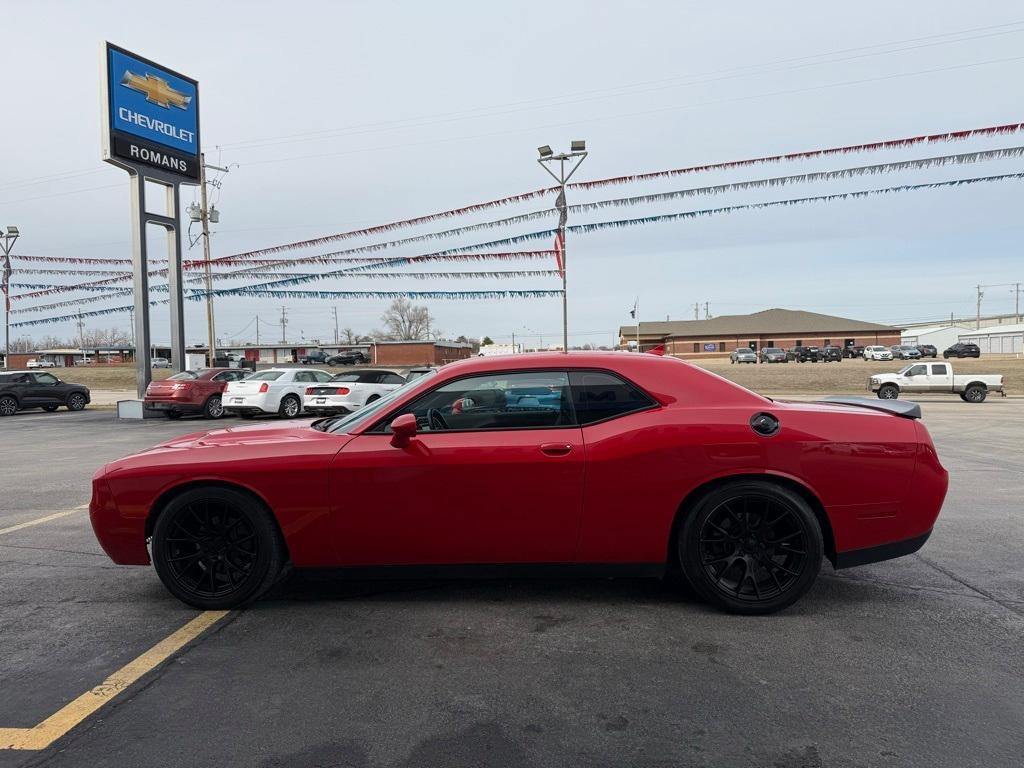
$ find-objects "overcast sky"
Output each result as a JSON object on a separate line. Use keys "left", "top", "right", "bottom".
{"left": 3, "top": 1, "right": 1024, "bottom": 348}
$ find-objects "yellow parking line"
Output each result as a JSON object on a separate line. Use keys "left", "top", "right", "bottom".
{"left": 0, "top": 505, "right": 88, "bottom": 536}
{"left": 0, "top": 610, "right": 228, "bottom": 750}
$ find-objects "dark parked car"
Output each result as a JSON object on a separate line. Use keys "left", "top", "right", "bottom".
{"left": 326, "top": 350, "right": 369, "bottom": 366}
{"left": 144, "top": 368, "right": 250, "bottom": 419}
{"left": 299, "top": 350, "right": 330, "bottom": 365}
{"left": 788, "top": 345, "right": 820, "bottom": 362}
{"left": 843, "top": 345, "right": 864, "bottom": 359}
{"left": 943, "top": 343, "right": 981, "bottom": 359}
{"left": 759, "top": 347, "right": 787, "bottom": 363}
{"left": 917, "top": 344, "right": 938, "bottom": 358}
{"left": 820, "top": 345, "right": 842, "bottom": 362}
{"left": 0, "top": 371, "right": 90, "bottom": 416}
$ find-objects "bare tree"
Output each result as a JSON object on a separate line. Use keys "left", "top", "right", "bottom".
{"left": 379, "top": 298, "right": 432, "bottom": 341}
{"left": 341, "top": 327, "right": 357, "bottom": 345}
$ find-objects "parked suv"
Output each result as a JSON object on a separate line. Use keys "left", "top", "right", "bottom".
{"left": 916, "top": 344, "right": 938, "bottom": 358}
{"left": 843, "top": 345, "right": 865, "bottom": 359}
{"left": 943, "top": 342, "right": 981, "bottom": 359}
{"left": 820, "top": 345, "right": 842, "bottom": 362}
{"left": 729, "top": 347, "right": 757, "bottom": 364}
{"left": 863, "top": 345, "right": 894, "bottom": 361}
{"left": 144, "top": 368, "right": 250, "bottom": 419}
{"left": 890, "top": 344, "right": 922, "bottom": 360}
{"left": 326, "top": 350, "right": 369, "bottom": 366}
{"left": 0, "top": 371, "right": 90, "bottom": 416}
{"left": 788, "top": 345, "right": 819, "bottom": 362}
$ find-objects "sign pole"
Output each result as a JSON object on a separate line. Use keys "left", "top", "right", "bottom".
{"left": 128, "top": 173, "right": 152, "bottom": 397}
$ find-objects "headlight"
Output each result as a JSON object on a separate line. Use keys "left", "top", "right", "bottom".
{"left": 870, "top": 377, "right": 880, "bottom": 384}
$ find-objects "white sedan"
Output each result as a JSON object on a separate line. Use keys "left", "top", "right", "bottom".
{"left": 223, "top": 368, "right": 332, "bottom": 418}
{"left": 303, "top": 369, "right": 406, "bottom": 416}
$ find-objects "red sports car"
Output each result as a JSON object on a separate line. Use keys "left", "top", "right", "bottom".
{"left": 90, "top": 353, "right": 947, "bottom": 614}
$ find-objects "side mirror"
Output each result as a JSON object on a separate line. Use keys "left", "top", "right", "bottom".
{"left": 389, "top": 413, "right": 418, "bottom": 448}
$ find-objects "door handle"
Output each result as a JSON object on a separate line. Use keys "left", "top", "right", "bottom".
{"left": 540, "top": 442, "right": 573, "bottom": 457}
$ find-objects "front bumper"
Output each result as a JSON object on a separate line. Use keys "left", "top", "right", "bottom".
{"left": 89, "top": 473, "right": 150, "bottom": 565}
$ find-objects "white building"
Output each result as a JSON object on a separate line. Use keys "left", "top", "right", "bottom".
{"left": 901, "top": 325, "right": 974, "bottom": 352}
{"left": 957, "top": 323, "right": 1024, "bottom": 354}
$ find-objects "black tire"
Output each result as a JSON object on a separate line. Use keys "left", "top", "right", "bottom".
{"left": 278, "top": 394, "right": 301, "bottom": 418}
{"left": 66, "top": 392, "right": 87, "bottom": 411}
{"left": 0, "top": 396, "right": 18, "bottom": 416}
{"left": 42, "top": 405, "right": 59, "bottom": 412}
{"left": 165, "top": 410, "right": 183, "bottom": 420}
{"left": 877, "top": 384, "right": 899, "bottom": 400}
{"left": 151, "top": 486, "right": 285, "bottom": 609}
{"left": 963, "top": 384, "right": 987, "bottom": 403}
{"left": 677, "top": 481, "right": 823, "bottom": 615}
{"left": 203, "top": 395, "right": 225, "bottom": 419}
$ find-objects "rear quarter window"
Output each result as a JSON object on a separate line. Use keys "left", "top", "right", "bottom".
{"left": 569, "top": 370, "right": 656, "bottom": 425}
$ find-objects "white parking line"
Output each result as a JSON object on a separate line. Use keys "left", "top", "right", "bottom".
{"left": 0, "top": 505, "right": 88, "bottom": 536}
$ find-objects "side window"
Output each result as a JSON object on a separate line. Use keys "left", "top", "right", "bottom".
{"left": 906, "top": 365, "right": 927, "bottom": 377}
{"left": 570, "top": 371, "right": 656, "bottom": 425}
{"left": 11, "top": 374, "right": 30, "bottom": 384}
{"left": 212, "top": 372, "right": 232, "bottom": 382}
{"left": 931, "top": 364, "right": 948, "bottom": 376}
{"left": 313, "top": 371, "right": 333, "bottom": 383}
{"left": 389, "top": 371, "right": 571, "bottom": 431}
{"left": 382, "top": 373, "right": 405, "bottom": 385}
{"left": 33, "top": 373, "right": 59, "bottom": 384}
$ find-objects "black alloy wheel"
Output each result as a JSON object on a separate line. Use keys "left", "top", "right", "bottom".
{"left": 151, "top": 486, "right": 284, "bottom": 609}
{"left": 0, "top": 396, "right": 18, "bottom": 416}
{"left": 66, "top": 392, "right": 87, "bottom": 411}
{"left": 679, "top": 481, "right": 823, "bottom": 614}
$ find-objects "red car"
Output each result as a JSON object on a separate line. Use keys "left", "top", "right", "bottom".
{"left": 91, "top": 353, "right": 947, "bottom": 614}
{"left": 144, "top": 368, "right": 251, "bottom": 419}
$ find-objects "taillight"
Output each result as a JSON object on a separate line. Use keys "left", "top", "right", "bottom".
{"left": 336, "top": 387, "right": 350, "bottom": 395}
{"left": 305, "top": 387, "right": 314, "bottom": 395}
{"left": 258, "top": 382, "right": 269, "bottom": 393}
{"left": 171, "top": 383, "right": 190, "bottom": 390}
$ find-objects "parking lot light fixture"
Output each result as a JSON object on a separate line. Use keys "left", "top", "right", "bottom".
{"left": 536, "top": 141, "right": 587, "bottom": 353}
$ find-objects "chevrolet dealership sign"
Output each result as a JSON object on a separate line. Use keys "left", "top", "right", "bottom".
{"left": 102, "top": 43, "right": 200, "bottom": 179}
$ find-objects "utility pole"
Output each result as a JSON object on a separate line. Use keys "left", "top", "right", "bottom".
{"left": 703, "top": 302, "right": 711, "bottom": 320}
{"left": 1014, "top": 282, "right": 1021, "bottom": 323}
{"left": 332, "top": 306, "right": 339, "bottom": 345}
{"left": 1, "top": 226, "right": 19, "bottom": 370}
{"left": 76, "top": 311, "right": 86, "bottom": 363}
{"left": 191, "top": 154, "right": 230, "bottom": 366}
{"left": 128, "top": 307, "right": 136, "bottom": 349}
{"left": 256, "top": 315, "right": 261, "bottom": 346}
{"left": 536, "top": 140, "right": 588, "bottom": 353}
{"left": 279, "top": 306, "right": 288, "bottom": 343}
{"left": 511, "top": 330, "right": 516, "bottom": 354}
{"left": 976, "top": 284, "right": 983, "bottom": 329}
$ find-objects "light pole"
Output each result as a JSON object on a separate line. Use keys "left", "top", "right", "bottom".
{"left": 1, "top": 226, "right": 20, "bottom": 370}
{"left": 188, "top": 154, "right": 229, "bottom": 366}
{"left": 536, "top": 140, "right": 587, "bottom": 352}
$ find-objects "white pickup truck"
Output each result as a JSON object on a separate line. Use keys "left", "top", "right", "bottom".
{"left": 869, "top": 362, "right": 1004, "bottom": 402}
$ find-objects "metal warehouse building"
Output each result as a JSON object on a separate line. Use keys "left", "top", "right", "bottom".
{"left": 620, "top": 308, "right": 901, "bottom": 359}
{"left": 957, "top": 323, "right": 1024, "bottom": 354}
{"left": 901, "top": 325, "right": 975, "bottom": 352}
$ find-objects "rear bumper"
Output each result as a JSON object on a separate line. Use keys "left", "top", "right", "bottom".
{"left": 224, "top": 394, "right": 275, "bottom": 413}
{"left": 834, "top": 529, "right": 931, "bottom": 569}
{"left": 145, "top": 399, "right": 201, "bottom": 413}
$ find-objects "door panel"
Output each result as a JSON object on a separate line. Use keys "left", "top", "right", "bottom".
{"left": 330, "top": 428, "right": 585, "bottom": 566}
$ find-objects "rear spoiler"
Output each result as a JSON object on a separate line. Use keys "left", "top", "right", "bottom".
{"left": 818, "top": 396, "right": 921, "bottom": 419}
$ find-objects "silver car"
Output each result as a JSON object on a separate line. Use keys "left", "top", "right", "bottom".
{"left": 729, "top": 347, "right": 757, "bottom": 364}
{"left": 891, "top": 345, "right": 922, "bottom": 360}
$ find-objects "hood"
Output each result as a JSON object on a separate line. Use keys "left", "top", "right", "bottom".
{"left": 156, "top": 419, "right": 330, "bottom": 449}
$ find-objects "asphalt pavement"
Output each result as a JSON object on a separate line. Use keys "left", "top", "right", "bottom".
{"left": 0, "top": 403, "right": 1022, "bottom": 767}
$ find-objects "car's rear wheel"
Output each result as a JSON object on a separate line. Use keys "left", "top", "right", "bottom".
{"left": 278, "top": 394, "right": 301, "bottom": 418}
{"left": 963, "top": 384, "right": 987, "bottom": 403}
{"left": 0, "top": 396, "right": 17, "bottom": 416}
{"left": 877, "top": 384, "right": 899, "bottom": 400}
{"left": 678, "top": 481, "right": 823, "bottom": 615}
{"left": 151, "top": 486, "right": 285, "bottom": 609}
{"left": 203, "top": 395, "right": 225, "bottom": 419}
{"left": 66, "top": 392, "right": 87, "bottom": 411}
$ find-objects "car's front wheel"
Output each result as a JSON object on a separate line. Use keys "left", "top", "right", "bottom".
{"left": 877, "top": 384, "right": 899, "bottom": 399}
{"left": 151, "top": 486, "right": 285, "bottom": 609}
{"left": 66, "top": 392, "right": 87, "bottom": 411}
{"left": 678, "top": 481, "right": 823, "bottom": 615}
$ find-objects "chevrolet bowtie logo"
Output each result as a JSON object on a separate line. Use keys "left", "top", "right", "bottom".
{"left": 121, "top": 70, "right": 191, "bottom": 110}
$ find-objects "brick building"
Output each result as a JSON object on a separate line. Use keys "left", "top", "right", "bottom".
{"left": 370, "top": 340, "right": 473, "bottom": 366}
{"left": 620, "top": 308, "right": 901, "bottom": 359}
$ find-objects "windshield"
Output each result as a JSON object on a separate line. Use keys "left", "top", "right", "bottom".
{"left": 246, "top": 371, "right": 284, "bottom": 381}
{"left": 320, "top": 369, "right": 438, "bottom": 433}
{"left": 168, "top": 371, "right": 198, "bottom": 381}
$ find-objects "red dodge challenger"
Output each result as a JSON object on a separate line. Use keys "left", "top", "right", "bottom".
{"left": 90, "top": 352, "right": 947, "bottom": 614}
